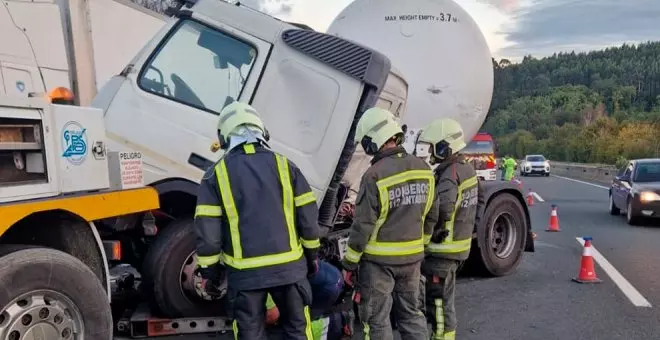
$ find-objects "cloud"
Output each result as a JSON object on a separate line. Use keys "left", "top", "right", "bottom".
{"left": 475, "top": 0, "right": 520, "bottom": 14}
{"left": 498, "top": 0, "right": 660, "bottom": 59}
{"left": 238, "top": 0, "right": 291, "bottom": 16}
{"left": 238, "top": 0, "right": 350, "bottom": 31}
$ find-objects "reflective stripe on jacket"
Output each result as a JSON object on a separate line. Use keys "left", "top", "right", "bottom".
{"left": 343, "top": 146, "right": 440, "bottom": 269}
{"left": 426, "top": 156, "right": 483, "bottom": 261}
{"left": 193, "top": 143, "right": 320, "bottom": 290}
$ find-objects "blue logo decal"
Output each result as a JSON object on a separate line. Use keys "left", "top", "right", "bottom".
{"left": 16, "top": 81, "right": 25, "bottom": 93}
{"left": 61, "top": 121, "right": 88, "bottom": 165}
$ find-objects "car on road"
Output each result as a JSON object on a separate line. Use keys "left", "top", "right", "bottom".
{"left": 520, "top": 155, "right": 550, "bottom": 177}
{"left": 609, "top": 158, "right": 660, "bottom": 225}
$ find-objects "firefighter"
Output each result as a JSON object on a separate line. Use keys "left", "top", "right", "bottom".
{"left": 415, "top": 118, "right": 485, "bottom": 340}
{"left": 341, "top": 107, "right": 440, "bottom": 340}
{"left": 193, "top": 101, "right": 321, "bottom": 340}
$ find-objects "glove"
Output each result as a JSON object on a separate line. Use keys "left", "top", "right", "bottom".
{"left": 431, "top": 229, "right": 449, "bottom": 243}
{"left": 307, "top": 258, "right": 319, "bottom": 278}
{"left": 195, "top": 263, "right": 224, "bottom": 281}
{"left": 342, "top": 269, "right": 356, "bottom": 287}
{"left": 338, "top": 202, "right": 355, "bottom": 218}
{"left": 194, "top": 264, "right": 225, "bottom": 297}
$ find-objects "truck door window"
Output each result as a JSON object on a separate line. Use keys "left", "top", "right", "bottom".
{"left": 138, "top": 20, "right": 257, "bottom": 114}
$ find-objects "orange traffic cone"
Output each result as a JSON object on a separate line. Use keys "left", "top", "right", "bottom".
{"left": 527, "top": 189, "right": 534, "bottom": 206}
{"left": 510, "top": 178, "right": 523, "bottom": 190}
{"left": 573, "top": 237, "right": 602, "bottom": 284}
{"left": 546, "top": 205, "right": 560, "bottom": 232}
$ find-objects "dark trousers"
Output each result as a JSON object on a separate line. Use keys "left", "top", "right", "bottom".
{"left": 357, "top": 261, "right": 427, "bottom": 340}
{"left": 230, "top": 279, "right": 314, "bottom": 340}
{"left": 423, "top": 258, "right": 460, "bottom": 340}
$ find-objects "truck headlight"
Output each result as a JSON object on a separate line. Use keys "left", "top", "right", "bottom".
{"left": 640, "top": 191, "right": 660, "bottom": 203}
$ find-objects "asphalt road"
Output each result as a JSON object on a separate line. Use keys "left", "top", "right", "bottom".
{"left": 458, "top": 175, "right": 660, "bottom": 340}
{"left": 120, "top": 175, "right": 660, "bottom": 340}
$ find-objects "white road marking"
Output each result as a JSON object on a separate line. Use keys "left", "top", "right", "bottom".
{"left": 575, "top": 237, "right": 652, "bottom": 308}
{"left": 552, "top": 174, "right": 609, "bottom": 190}
{"left": 532, "top": 192, "right": 545, "bottom": 202}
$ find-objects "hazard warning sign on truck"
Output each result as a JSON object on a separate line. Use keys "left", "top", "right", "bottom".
{"left": 108, "top": 151, "right": 144, "bottom": 190}
{"left": 119, "top": 152, "right": 143, "bottom": 189}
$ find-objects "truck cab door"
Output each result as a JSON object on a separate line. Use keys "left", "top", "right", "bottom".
{"left": 101, "top": 18, "right": 271, "bottom": 183}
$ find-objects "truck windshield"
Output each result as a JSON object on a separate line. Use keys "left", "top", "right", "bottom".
{"left": 526, "top": 156, "right": 546, "bottom": 162}
{"left": 634, "top": 162, "right": 660, "bottom": 183}
{"left": 138, "top": 20, "right": 257, "bottom": 114}
{"left": 461, "top": 140, "right": 494, "bottom": 155}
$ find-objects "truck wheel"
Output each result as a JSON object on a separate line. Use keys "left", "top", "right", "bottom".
{"left": 141, "top": 218, "right": 226, "bottom": 318}
{"left": 472, "top": 193, "right": 526, "bottom": 276}
{"left": 0, "top": 246, "right": 112, "bottom": 340}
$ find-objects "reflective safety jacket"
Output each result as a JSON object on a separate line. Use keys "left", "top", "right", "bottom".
{"left": 503, "top": 157, "right": 517, "bottom": 181}
{"left": 342, "top": 146, "right": 440, "bottom": 270}
{"left": 426, "top": 155, "right": 484, "bottom": 261}
{"left": 194, "top": 143, "right": 321, "bottom": 291}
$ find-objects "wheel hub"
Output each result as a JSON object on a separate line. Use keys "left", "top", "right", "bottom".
{"left": 0, "top": 291, "right": 83, "bottom": 340}
{"left": 180, "top": 251, "right": 227, "bottom": 301}
{"left": 489, "top": 212, "right": 517, "bottom": 259}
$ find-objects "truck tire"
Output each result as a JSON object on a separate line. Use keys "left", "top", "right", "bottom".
{"left": 141, "top": 218, "right": 225, "bottom": 318}
{"left": 471, "top": 193, "right": 527, "bottom": 276}
{"left": 0, "top": 246, "right": 112, "bottom": 340}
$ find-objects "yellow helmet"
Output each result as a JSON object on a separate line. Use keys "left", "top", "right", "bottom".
{"left": 354, "top": 107, "right": 403, "bottom": 155}
{"left": 217, "top": 102, "right": 268, "bottom": 149}
{"left": 417, "top": 118, "right": 466, "bottom": 163}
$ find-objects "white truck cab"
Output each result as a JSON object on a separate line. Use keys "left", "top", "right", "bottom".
{"left": 93, "top": 0, "right": 391, "bottom": 229}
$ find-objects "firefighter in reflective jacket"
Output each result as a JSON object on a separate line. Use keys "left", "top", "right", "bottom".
{"left": 193, "top": 102, "right": 321, "bottom": 340}
{"left": 342, "top": 107, "right": 440, "bottom": 340}
{"left": 415, "top": 118, "right": 484, "bottom": 340}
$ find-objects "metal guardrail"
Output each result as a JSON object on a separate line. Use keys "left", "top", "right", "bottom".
{"left": 548, "top": 160, "right": 616, "bottom": 184}
{"left": 495, "top": 158, "right": 617, "bottom": 184}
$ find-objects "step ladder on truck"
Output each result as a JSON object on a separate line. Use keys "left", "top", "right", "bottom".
{"left": 0, "top": 94, "right": 238, "bottom": 339}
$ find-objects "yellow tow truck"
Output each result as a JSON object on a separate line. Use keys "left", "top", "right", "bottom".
{"left": 0, "top": 93, "right": 168, "bottom": 339}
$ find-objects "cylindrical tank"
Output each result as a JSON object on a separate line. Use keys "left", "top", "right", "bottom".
{"left": 327, "top": 0, "right": 494, "bottom": 141}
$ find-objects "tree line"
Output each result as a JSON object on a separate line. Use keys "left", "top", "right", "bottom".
{"left": 484, "top": 42, "right": 660, "bottom": 167}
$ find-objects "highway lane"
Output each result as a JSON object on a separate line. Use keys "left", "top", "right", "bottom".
{"left": 523, "top": 175, "right": 660, "bottom": 307}
{"left": 119, "top": 175, "right": 660, "bottom": 340}
{"left": 454, "top": 175, "right": 660, "bottom": 340}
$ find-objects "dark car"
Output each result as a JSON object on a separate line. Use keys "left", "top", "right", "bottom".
{"left": 609, "top": 159, "right": 660, "bottom": 225}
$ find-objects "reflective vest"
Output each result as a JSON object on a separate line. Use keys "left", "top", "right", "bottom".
{"left": 194, "top": 143, "right": 320, "bottom": 290}
{"left": 343, "top": 147, "right": 438, "bottom": 267}
{"left": 426, "top": 175, "right": 478, "bottom": 257}
{"left": 364, "top": 170, "right": 435, "bottom": 257}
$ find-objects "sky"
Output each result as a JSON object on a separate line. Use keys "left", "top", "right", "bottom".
{"left": 239, "top": 0, "right": 660, "bottom": 62}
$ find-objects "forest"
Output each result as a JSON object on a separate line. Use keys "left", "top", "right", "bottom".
{"left": 484, "top": 41, "right": 660, "bottom": 167}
